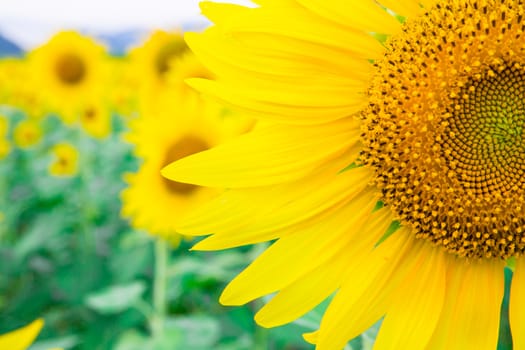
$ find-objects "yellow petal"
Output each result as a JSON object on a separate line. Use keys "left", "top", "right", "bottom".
{"left": 315, "top": 229, "right": 415, "bottom": 350}
{"left": 254, "top": 208, "right": 395, "bottom": 328}
{"left": 510, "top": 257, "right": 525, "bottom": 350}
{"left": 254, "top": 258, "right": 345, "bottom": 328}
{"left": 162, "top": 118, "right": 360, "bottom": 188}
{"left": 0, "top": 319, "right": 44, "bottom": 350}
{"left": 219, "top": 189, "right": 378, "bottom": 306}
{"left": 303, "top": 330, "right": 318, "bottom": 344}
{"left": 188, "top": 76, "right": 367, "bottom": 108}
{"left": 296, "top": 0, "right": 401, "bottom": 34}
{"left": 373, "top": 243, "right": 447, "bottom": 350}
{"left": 190, "top": 165, "right": 372, "bottom": 250}
{"left": 185, "top": 28, "right": 373, "bottom": 83}
{"left": 425, "top": 258, "right": 505, "bottom": 350}
{"left": 379, "top": 0, "right": 424, "bottom": 17}
{"left": 200, "top": 2, "right": 385, "bottom": 59}
{"left": 185, "top": 78, "right": 367, "bottom": 124}
{"left": 177, "top": 154, "right": 361, "bottom": 237}
{"left": 186, "top": 14, "right": 374, "bottom": 124}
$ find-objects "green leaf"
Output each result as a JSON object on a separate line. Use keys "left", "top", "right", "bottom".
{"left": 114, "top": 330, "right": 152, "bottom": 350}
{"left": 29, "top": 335, "right": 80, "bottom": 350}
{"left": 85, "top": 281, "right": 146, "bottom": 314}
{"left": 215, "top": 335, "right": 253, "bottom": 350}
{"left": 13, "top": 215, "right": 63, "bottom": 262}
{"left": 165, "top": 315, "right": 221, "bottom": 349}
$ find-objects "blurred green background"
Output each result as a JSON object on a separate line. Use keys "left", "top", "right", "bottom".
{"left": 0, "top": 106, "right": 384, "bottom": 349}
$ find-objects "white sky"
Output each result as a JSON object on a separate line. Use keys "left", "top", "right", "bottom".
{"left": 0, "top": 0, "right": 252, "bottom": 49}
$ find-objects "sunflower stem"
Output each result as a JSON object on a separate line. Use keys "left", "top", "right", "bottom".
{"left": 152, "top": 238, "right": 169, "bottom": 341}
{"left": 253, "top": 300, "right": 269, "bottom": 350}
{"left": 254, "top": 325, "right": 269, "bottom": 350}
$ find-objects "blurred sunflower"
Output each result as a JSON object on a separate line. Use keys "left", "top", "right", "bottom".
{"left": 13, "top": 119, "right": 42, "bottom": 149}
{"left": 106, "top": 57, "right": 138, "bottom": 117}
{"left": 0, "top": 60, "right": 10, "bottom": 102}
{"left": 0, "top": 319, "right": 44, "bottom": 350}
{"left": 29, "top": 31, "right": 107, "bottom": 123}
{"left": 0, "top": 115, "right": 10, "bottom": 159}
{"left": 78, "top": 102, "right": 111, "bottom": 139}
{"left": 130, "top": 30, "right": 190, "bottom": 116}
{"left": 0, "top": 115, "right": 8, "bottom": 135}
{"left": 0, "top": 59, "right": 43, "bottom": 114}
{"left": 130, "top": 30, "right": 188, "bottom": 88}
{"left": 48, "top": 142, "right": 79, "bottom": 177}
{"left": 0, "top": 139, "right": 9, "bottom": 159}
{"left": 163, "top": 1, "right": 525, "bottom": 349}
{"left": 122, "top": 52, "right": 253, "bottom": 242}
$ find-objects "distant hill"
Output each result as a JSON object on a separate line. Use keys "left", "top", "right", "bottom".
{"left": 0, "top": 33, "right": 23, "bottom": 57}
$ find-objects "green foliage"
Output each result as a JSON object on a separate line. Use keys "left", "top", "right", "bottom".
{"left": 0, "top": 108, "right": 379, "bottom": 349}
{"left": 85, "top": 282, "right": 146, "bottom": 315}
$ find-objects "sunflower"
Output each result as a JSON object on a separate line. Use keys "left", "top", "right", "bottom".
{"left": 130, "top": 30, "right": 188, "bottom": 88}
{"left": 48, "top": 143, "right": 79, "bottom": 177}
{"left": 13, "top": 119, "right": 42, "bottom": 149}
{"left": 0, "top": 137, "right": 10, "bottom": 159}
{"left": 0, "top": 319, "right": 44, "bottom": 350}
{"left": 0, "top": 115, "right": 9, "bottom": 159}
{"left": 129, "top": 30, "right": 190, "bottom": 116}
{"left": 0, "top": 59, "right": 21, "bottom": 104}
{"left": 0, "top": 59, "right": 43, "bottom": 115}
{"left": 0, "top": 115, "right": 8, "bottom": 135}
{"left": 29, "top": 31, "right": 107, "bottom": 123}
{"left": 106, "top": 57, "right": 138, "bottom": 117}
{"left": 78, "top": 102, "right": 111, "bottom": 139}
{"left": 162, "top": 1, "right": 525, "bottom": 349}
{"left": 121, "top": 52, "right": 253, "bottom": 242}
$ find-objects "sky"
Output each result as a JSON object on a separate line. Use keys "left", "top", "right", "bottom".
{"left": 0, "top": 0, "right": 252, "bottom": 49}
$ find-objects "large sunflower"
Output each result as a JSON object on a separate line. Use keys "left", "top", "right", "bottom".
{"left": 121, "top": 52, "right": 253, "bottom": 241}
{"left": 162, "top": 1, "right": 525, "bottom": 349}
{"left": 29, "top": 31, "right": 107, "bottom": 123}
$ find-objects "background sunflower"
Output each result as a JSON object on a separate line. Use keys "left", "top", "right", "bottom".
{"left": 29, "top": 31, "right": 109, "bottom": 123}
{"left": 121, "top": 51, "right": 253, "bottom": 241}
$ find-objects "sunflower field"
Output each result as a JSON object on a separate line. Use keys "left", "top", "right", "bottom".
{"left": 5, "top": 1, "right": 525, "bottom": 350}
{"left": 0, "top": 28, "right": 384, "bottom": 349}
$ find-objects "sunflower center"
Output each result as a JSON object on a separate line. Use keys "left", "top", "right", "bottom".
{"left": 155, "top": 40, "right": 188, "bottom": 77}
{"left": 361, "top": 0, "right": 525, "bottom": 259}
{"left": 83, "top": 107, "right": 96, "bottom": 121}
{"left": 162, "top": 136, "right": 209, "bottom": 195}
{"left": 443, "top": 65, "right": 525, "bottom": 195}
{"left": 55, "top": 53, "right": 86, "bottom": 85}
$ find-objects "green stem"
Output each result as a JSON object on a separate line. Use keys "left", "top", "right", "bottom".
{"left": 254, "top": 300, "right": 270, "bottom": 350}
{"left": 133, "top": 298, "right": 154, "bottom": 319}
{"left": 152, "top": 238, "right": 169, "bottom": 340}
{"left": 76, "top": 130, "right": 95, "bottom": 255}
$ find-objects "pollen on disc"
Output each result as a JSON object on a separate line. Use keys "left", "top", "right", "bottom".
{"left": 361, "top": 0, "right": 525, "bottom": 259}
